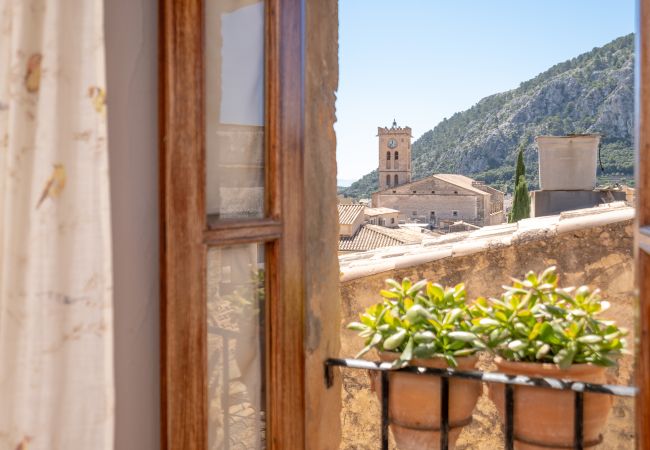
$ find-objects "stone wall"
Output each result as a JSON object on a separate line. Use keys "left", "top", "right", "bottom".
{"left": 338, "top": 207, "right": 635, "bottom": 449}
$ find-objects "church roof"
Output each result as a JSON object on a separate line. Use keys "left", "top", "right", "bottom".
{"left": 432, "top": 174, "right": 490, "bottom": 195}
{"left": 339, "top": 224, "right": 423, "bottom": 252}
{"left": 374, "top": 173, "right": 491, "bottom": 196}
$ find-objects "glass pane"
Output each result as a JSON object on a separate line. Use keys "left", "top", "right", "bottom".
{"left": 205, "top": 0, "right": 265, "bottom": 220}
{"left": 207, "top": 244, "right": 266, "bottom": 449}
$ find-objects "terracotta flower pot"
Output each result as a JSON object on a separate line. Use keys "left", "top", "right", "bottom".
{"left": 489, "top": 357, "right": 613, "bottom": 450}
{"left": 373, "top": 352, "right": 481, "bottom": 450}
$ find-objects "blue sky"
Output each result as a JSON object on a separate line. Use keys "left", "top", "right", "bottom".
{"left": 335, "top": 0, "right": 635, "bottom": 184}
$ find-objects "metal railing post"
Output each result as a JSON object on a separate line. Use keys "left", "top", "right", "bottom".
{"left": 381, "top": 371, "right": 389, "bottom": 450}
{"left": 440, "top": 375, "right": 450, "bottom": 450}
{"left": 505, "top": 383, "right": 514, "bottom": 450}
{"left": 574, "top": 390, "right": 584, "bottom": 450}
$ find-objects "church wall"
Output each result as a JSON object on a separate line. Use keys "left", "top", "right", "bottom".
{"left": 373, "top": 193, "right": 478, "bottom": 223}
{"left": 390, "top": 177, "right": 483, "bottom": 197}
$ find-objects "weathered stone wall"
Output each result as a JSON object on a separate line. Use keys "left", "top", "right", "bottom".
{"left": 304, "top": 0, "right": 342, "bottom": 448}
{"left": 338, "top": 217, "right": 635, "bottom": 449}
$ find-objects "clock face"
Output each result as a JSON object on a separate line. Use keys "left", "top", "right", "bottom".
{"left": 387, "top": 139, "right": 397, "bottom": 149}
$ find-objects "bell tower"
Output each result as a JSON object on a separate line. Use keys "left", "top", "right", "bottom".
{"left": 378, "top": 119, "right": 412, "bottom": 191}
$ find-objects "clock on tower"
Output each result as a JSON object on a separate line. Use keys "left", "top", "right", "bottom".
{"left": 377, "top": 119, "right": 412, "bottom": 191}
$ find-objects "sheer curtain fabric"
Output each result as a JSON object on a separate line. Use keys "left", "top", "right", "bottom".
{"left": 0, "top": 1, "right": 113, "bottom": 449}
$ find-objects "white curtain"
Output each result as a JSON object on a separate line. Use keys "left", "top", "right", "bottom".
{"left": 0, "top": 1, "right": 113, "bottom": 449}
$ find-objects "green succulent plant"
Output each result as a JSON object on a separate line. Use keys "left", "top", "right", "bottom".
{"left": 470, "top": 266, "right": 627, "bottom": 369}
{"left": 347, "top": 278, "right": 485, "bottom": 368}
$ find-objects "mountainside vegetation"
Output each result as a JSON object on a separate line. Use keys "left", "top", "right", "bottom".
{"left": 343, "top": 34, "right": 634, "bottom": 198}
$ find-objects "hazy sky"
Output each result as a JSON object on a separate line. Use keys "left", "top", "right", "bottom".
{"left": 335, "top": 0, "right": 635, "bottom": 183}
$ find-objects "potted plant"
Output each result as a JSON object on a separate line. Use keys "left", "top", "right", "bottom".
{"left": 471, "top": 266, "right": 627, "bottom": 450}
{"left": 348, "top": 278, "right": 484, "bottom": 450}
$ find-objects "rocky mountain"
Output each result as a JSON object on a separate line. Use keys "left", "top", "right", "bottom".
{"left": 343, "top": 34, "right": 634, "bottom": 198}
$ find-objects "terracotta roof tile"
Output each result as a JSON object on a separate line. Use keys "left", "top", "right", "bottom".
{"left": 339, "top": 224, "right": 423, "bottom": 252}
{"left": 338, "top": 204, "right": 365, "bottom": 225}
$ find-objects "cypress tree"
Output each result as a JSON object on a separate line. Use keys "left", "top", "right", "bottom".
{"left": 510, "top": 175, "right": 531, "bottom": 222}
{"left": 514, "top": 145, "right": 526, "bottom": 187}
{"left": 508, "top": 144, "right": 527, "bottom": 222}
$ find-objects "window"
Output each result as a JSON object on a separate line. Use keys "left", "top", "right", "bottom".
{"left": 431, "top": 190, "right": 435, "bottom": 194}
{"left": 386, "top": 174, "right": 391, "bottom": 186}
{"left": 412, "top": 210, "right": 417, "bottom": 216}
{"left": 395, "top": 151, "right": 399, "bottom": 160}
{"left": 391, "top": 218, "right": 395, "bottom": 224}
{"left": 412, "top": 190, "right": 416, "bottom": 194}
{"left": 394, "top": 174, "right": 398, "bottom": 185}
{"left": 160, "top": 0, "right": 309, "bottom": 447}
{"left": 386, "top": 151, "right": 390, "bottom": 160}
{"left": 452, "top": 210, "right": 459, "bottom": 217}
{"left": 454, "top": 190, "right": 458, "bottom": 194}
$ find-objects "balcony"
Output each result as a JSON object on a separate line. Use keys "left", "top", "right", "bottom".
{"left": 325, "top": 357, "right": 636, "bottom": 449}
{"left": 338, "top": 202, "right": 636, "bottom": 449}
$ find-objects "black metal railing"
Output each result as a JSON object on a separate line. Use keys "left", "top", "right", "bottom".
{"left": 324, "top": 358, "right": 638, "bottom": 450}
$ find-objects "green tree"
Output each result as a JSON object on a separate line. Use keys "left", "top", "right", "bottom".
{"left": 510, "top": 175, "right": 531, "bottom": 222}
{"left": 508, "top": 145, "right": 527, "bottom": 222}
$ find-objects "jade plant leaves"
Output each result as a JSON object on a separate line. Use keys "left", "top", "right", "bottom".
{"left": 349, "top": 267, "right": 627, "bottom": 370}
{"left": 470, "top": 266, "right": 627, "bottom": 369}
{"left": 347, "top": 277, "right": 482, "bottom": 368}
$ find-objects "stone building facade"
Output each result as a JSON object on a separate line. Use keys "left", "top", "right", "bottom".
{"left": 373, "top": 121, "right": 504, "bottom": 227}
{"left": 372, "top": 173, "right": 505, "bottom": 227}
{"left": 378, "top": 120, "right": 412, "bottom": 190}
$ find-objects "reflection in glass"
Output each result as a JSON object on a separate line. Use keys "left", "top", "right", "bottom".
{"left": 205, "top": 0, "right": 265, "bottom": 220}
{"left": 207, "top": 244, "right": 266, "bottom": 449}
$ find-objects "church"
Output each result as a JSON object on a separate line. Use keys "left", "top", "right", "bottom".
{"left": 371, "top": 121, "right": 505, "bottom": 227}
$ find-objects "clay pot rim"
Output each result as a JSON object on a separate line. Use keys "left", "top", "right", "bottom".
{"left": 378, "top": 351, "right": 479, "bottom": 368}
{"left": 493, "top": 356, "right": 607, "bottom": 377}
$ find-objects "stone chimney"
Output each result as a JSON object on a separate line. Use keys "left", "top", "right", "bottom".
{"left": 531, "top": 134, "right": 626, "bottom": 216}
{"left": 537, "top": 134, "right": 600, "bottom": 190}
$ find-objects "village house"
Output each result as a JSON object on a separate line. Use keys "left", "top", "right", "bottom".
{"left": 363, "top": 206, "right": 399, "bottom": 227}
{"left": 337, "top": 204, "right": 424, "bottom": 253}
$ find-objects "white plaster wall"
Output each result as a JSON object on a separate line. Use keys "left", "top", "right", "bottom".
{"left": 105, "top": 0, "right": 160, "bottom": 447}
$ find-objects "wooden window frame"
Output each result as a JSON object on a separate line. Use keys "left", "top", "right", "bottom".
{"left": 159, "top": 0, "right": 305, "bottom": 448}
{"left": 638, "top": 1, "right": 650, "bottom": 447}
{"left": 157, "top": 0, "right": 650, "bottom": 448}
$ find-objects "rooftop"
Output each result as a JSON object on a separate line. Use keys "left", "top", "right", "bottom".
{"left": 338, "top": 204, "right": 365, "bottom": 225}
{"left": 364, "top": 207, "right": 399, "bottom": 216}
{"left": 340, "top": 201, "right": 634, "bottom": 281}
{"left": 373, "top": 173, "right": 494, "bottom": 196}
{"left": 339, "top": 223, "right": 423, "bottom": 253}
